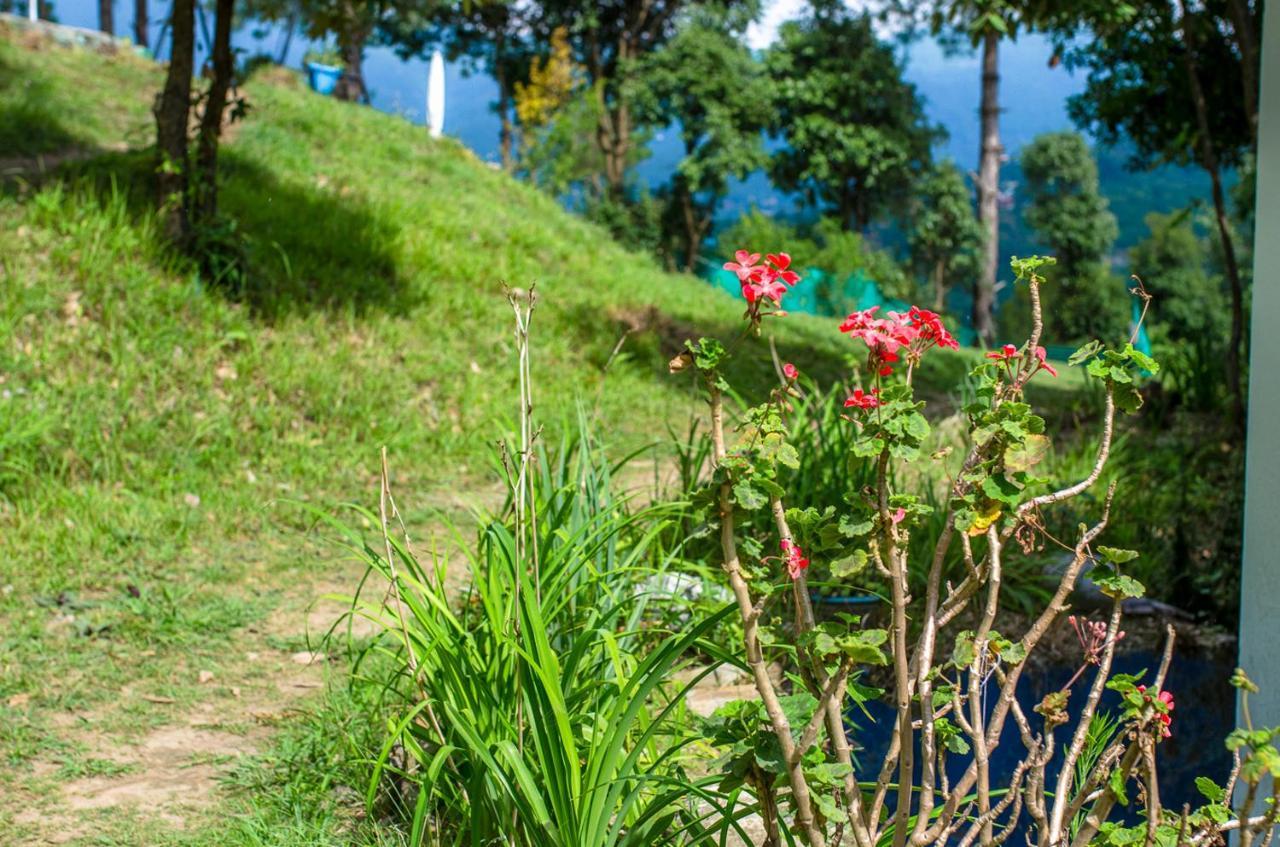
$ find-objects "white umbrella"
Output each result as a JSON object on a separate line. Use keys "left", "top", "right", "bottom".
{"left": 426, "top": 50, "right": 445, "bottom": 138}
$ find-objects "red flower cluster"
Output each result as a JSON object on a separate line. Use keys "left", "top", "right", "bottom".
{"left": 724, "top": 251, "right": 801, "bottom": 307}
{"left": 985, "top": 344, "right": 1059, "bottom": 379}
{"left": 781, "top": 539, "right": 809, "bottom": 580}
{"left": 844, "top": 388, "right": 880, "bottom": 410}
{"left": 839, "top": 306, "right": 959, "bottom": 376}
{"left": 1137, "top": 685, "right": 1175, "bottom": 738}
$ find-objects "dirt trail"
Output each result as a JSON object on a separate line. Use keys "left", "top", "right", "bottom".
{"left": 11, "top": 573, "right": 364, "bottom": 845}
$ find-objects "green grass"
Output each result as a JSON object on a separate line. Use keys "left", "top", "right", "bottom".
{"left": 0, "top": 25, "right": 1095, "bottom": 845}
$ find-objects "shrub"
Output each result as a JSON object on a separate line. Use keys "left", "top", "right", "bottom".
{"left": 679, "top": 249, "right": 1278, "bottom": 846}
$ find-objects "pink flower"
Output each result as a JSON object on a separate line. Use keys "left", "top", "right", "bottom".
{"left": 1137, "top": 685, "right": 1175, "bottom": 738}
{"left": 781, "top": 539, "right": 810, "bottom": 580}
{"left": 844, "top": 388, "right": 880, "bottom": 410}
{"left": 891, "top": 508, "right": 906, "bottom": 525}
{"left": 987, "top": 344, "right": 1019, "bottom": 362}
{"left": 723, "top": 250, "right": 763, "bottom": 282}
{"left": 1033, "top": 346, "right": 1059, "bottom": 378}
{"left": 841, "top": 305, "right": 958, "bottom": 375}
{"left": 766, "top": 253, "right": 801, "bottom": 285}
{"left": 742, "top": 274, "right": 788, "bottom": 305}
{"left": 727, "top": 249, "right": 803, "bottom": 311}
{"left": 783, "top": 362, "right": 799, "bottom": 382}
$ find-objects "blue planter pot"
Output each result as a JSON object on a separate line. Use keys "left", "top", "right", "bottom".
{"left": 810, "top": 592, "right": 882, "bottom": 608}
{"left": 305, "top": 62, "right": 342, "bottom": 96}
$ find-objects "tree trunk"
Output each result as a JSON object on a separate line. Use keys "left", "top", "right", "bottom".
{"left": 1224, "top": 0, "right": 1259, "bottom": 142}
{"left": 98, "top": 0, "right": 113, "bottom": 36}
{"left": 974, "top": 29, "right": 1002, "bottom": 346}
{"left": 192, "top": 0, "right": 234, "bottom": 227}
{"left": 154, "top": 0, "right": 195, "bottom": 243}
{"left": 596, "top": 104, "right": 630, "bottom": 195}
{"left": 134, "top": 0, "right": 147, "bottom": 49}
{"left": 334, "top": 8, "right": 369, "bottom": 104}
{"left": 680, "top": 182, "right": 706, "bottom": 274}
{"left": 275, "top": 11, "right": 296, "bottom": 65}
{"left": 1178, "top": 3, "right": 1247, "bottom": 430}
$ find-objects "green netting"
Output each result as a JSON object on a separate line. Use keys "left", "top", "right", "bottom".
{"left": 710, "top": 267, "right": 908, "bottom": 318}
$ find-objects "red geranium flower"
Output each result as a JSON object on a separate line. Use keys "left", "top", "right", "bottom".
{"left": 844, "top": 388, "right": 880, "bottom": 410}
{"left": 1033, "top": 346, "right": 1059, "bottom": 378}
{"left": 723, "top": 250, "right": 763, "bottom": 282}
{"left": 986, "top": 344, "right": 1019, "bottom": 362}
{"left": 781, "top": 539, "right": 809, "bottom": 580}
{"left": 727, "top": 249, "right": 803, "bottom": 312}
{"left": 1138, "top": 685, "right": 1175, "bottom": 738}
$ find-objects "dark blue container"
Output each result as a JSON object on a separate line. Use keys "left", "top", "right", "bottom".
{"left": 305, "top": 62, "right": 342, "bottom": 95}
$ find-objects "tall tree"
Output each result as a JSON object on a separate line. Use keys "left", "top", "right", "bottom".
{"left": 1018, "top": 131, "right": 1124, "bottom": 341}
{"left": 192, "top": 0, "right": 236, "bottom": 227}
{"left": 629, "top": 8, "right": 771, "bottom": 271}
{"left": 766, "top": 1, "right": 940, "bottom": 232}
{"left": 924, "top": 0, "right": 1029, "bottom": 344}
{"left": 154, "top": 0, "right": 196, "bottom": 242}
{"left": 907, "top": 161, "right": 984, "bottom": 313}
{"left": 1048, "top": 0, "right": 1258, "bottom": 427}
{"left": 538, "top": 0, "right": 736, "bottom": 196}
{"left": 134, "top": 0, "right": 147, "bottom": 48}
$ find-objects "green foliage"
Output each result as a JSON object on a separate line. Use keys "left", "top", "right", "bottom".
{"left": 907, "top": 160, "right": 984, "bottom": 311}
{"left": 341, "top": 430, "right": 740, "bottom": 846}
{"left": 629, "top": 9, "right": 772, "bottom": 271}
{"left": 1055, "top": 1, "right": 1255, "bottom": 174}
{"left": 765, "top": 3, "right": 941, "bottom": 231}
{"left": 1010, "top": 132, "right": 1125, "bottom": 343}
{"left": 1130, "top": 210, "right": 1230, "bottom": 410}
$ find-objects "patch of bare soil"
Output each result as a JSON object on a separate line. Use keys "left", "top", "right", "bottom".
{"left": 11, "top": 570, "right": 371, "bottom": 845}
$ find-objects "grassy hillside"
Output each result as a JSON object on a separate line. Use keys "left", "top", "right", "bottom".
{"left": 0, "top": 23, "right": 1092, "bottom": 844}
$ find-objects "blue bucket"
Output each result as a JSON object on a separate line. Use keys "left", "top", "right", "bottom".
{"left": 305, "top": 62, "right": 342, "bottom": 95}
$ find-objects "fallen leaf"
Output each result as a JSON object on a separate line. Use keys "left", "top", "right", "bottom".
{"left": 198, "top": 670, "right": 214, "bottom": 684}
{"left": 6, "top": 693, "right": 31, "bottom": 708}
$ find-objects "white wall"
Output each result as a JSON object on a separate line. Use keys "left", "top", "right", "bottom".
{"left": 1239, "top": 0, "right": 1280, "bottom": 784}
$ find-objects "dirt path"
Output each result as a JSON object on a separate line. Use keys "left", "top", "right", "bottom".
{"left": 6, "top": 571, "right": 371, "bottom": 845}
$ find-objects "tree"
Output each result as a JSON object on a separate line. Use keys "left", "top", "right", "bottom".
{"left": 155, "top": 0, "right": 196, "bottom": 241}
{"left": 907, "top": 161, "right": 983, "bottom": 312}
{"left": 922, "top": 0, "right": 1030, "bottom": 344}
{"left": 765, "top": 1, "right": 940, "bottom": 233}
{"left": 1048, "top": 0, "right": 1258, "bottom": 427}
{"left": 154, "top": 0, "right": 238, "bottom": 249}
{"left": 1018, "top": 131, "right": 1123, "bottom": 341}
{"left": 383, "top": 0, "right": 538, "bottom": 170}
{"left": 192, "top": 0, "right": 236, "bottom": 226}
{"left": 629, "top": 9, "right": 771, "bottom": 272}
{"left": 98, "top": 0, "right": 113, "bottom": 35}
{"left": 537, "top": 0, "right": 746, "bottom": 197}
{"left": 134, "top": 0, "right": 147, "bottom": 48}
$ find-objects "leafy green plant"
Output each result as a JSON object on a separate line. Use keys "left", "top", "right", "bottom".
{"left": 671, "top": 249, "right": 1278, "bottom": 847}
{"left": 332, "top": 302, "right": 746, "bottom": 847}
